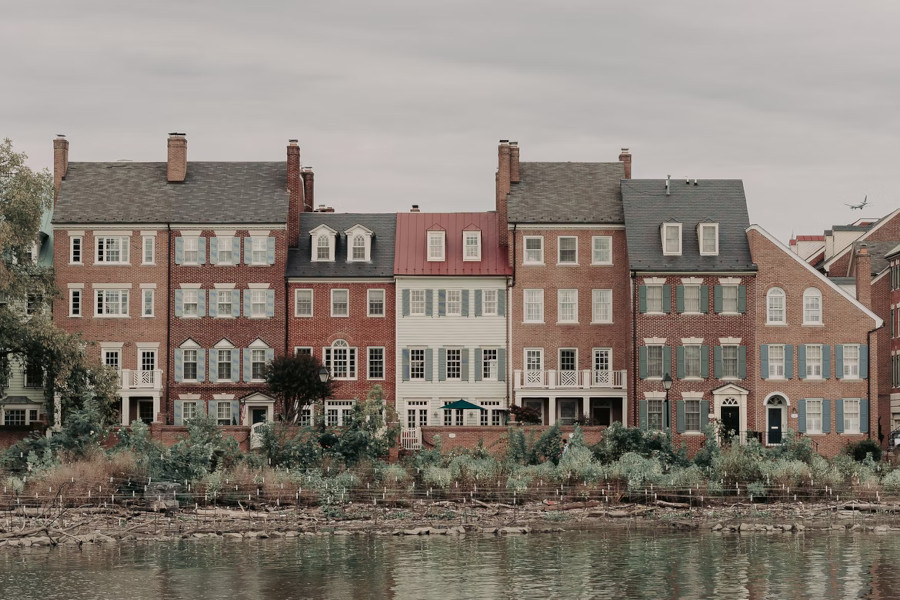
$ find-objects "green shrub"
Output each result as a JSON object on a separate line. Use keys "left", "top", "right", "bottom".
{"left": 592, "top": 422, "right": 685, "bottom": 466}
{"left": 845, "top": 439, "right": 883, "bottom": 463}
{"left": 423, "top": 466, "right": 452, "bottom": 489}
{"left": 559, "top": 446, "right": 602, "bottom": 483}
{"left": 747, "top": 481, "right": 767, "bottom": 499}
{"left": 881, "top": 468, "right": 900, "bottom": 493}
{"left": 531, "top": 424, "right": 563, "bottom": 465}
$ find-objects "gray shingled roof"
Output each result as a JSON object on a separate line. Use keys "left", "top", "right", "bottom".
{"left": 507, "top": 162, "right": 625, "bottom": 224}
{"left": 851, "top": 240, "right": 897, "bottom": 275}
{"left": 54, "top": 162, "right": 289, "bottom": 224}
{"left": 621, "top": 179, "right": 756, "bottom": 272}
{"left": 286, "top": 213, "right": 396, "bottom": 278}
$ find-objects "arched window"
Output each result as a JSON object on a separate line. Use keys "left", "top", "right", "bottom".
{"left": 352, "top": 235, "right": 366, "bottom": 261}
{"left": 316, "top": 235, "right": 331, "bottom": 261}
{"left": 323, "top": 339, "right": 356, "bottom": 380}
{"left": 766, "top": 287, "right": 785, "bottom": 324}
{"left": 803, "top": 288, "right": 822, "bottom": 324}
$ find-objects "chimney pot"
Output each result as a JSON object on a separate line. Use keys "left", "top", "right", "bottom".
{"left": 411, "top": 204, "right": 420, "bottom": 213}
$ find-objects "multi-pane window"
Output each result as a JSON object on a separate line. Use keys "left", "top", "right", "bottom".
{"left": 410, "top": 349, "right": 426, "bottom": 380}
{"left": 410, "top": 290, "right": 426, "bottom": 316}
{"left": 844, "top": 398, "right": 861, "bottom": 434}
{"left": 647, "top": 346, "right": 664, "bottom": 379}
{"left": 295, "top": 289, "right": 313, "bottom": 317}
{"left": 182, "top": 290, "right": 199, "bottom": 317}
{"left": 142, "top": 236, "right": 155, "bottom": 264}
{"left": 767, "top": 288, "right": 785, "bottom": 324}
{"left": 142, "top": 289, "right": 154, "bottom": 317}
{"left": 299, "top": 407, "right": 312, "bottom": 427}
{"left": 592, "top": 289, "right": 612, "bottom": 323}
{"left": 524, "top": 237, "right": 543, "bottom": 264}
{"left": 444, "top": 407, "right": 463, "bottom": 426}
{"left": 768, "top": 345, "right": 785, "bottom": 378}
{"left": 663, "top": 223, "right": 681, "bottom": 255}
{"left": 183, "top": 401, "right": 197, "bottom": 422}
{"left": 480, "top": 402, "right": 503, "bottom": 427}
{"left": 684, "top": 285, "right": 701, "bottom": 313}
{"left": 316, "top": 235, "right": 331, "bottom": 261}
{"left": 331, "top": 289, "right": 349, "bottom": 317}
{"left": 96, "top": 289, "right": 129, "bottom": 316}
{"left": 217, "top": 349, "right": 232, "bottom": 381}
{"left": 482, "top": 349, "right": 498, "bottom": 380}
{"left": 104, "top": 350, "right": 120, "bottom": 371}
{"left": 722, "top": 285, "right": 739, "bottom": 313}
{"left": 96, "top": 236, "right": 130, "bottom": 264}
{"left": 646, "top": 285, "right": 664, "bottom": 313}
{"left": 524, "top": 290, "right": 544, "bottom": 322}
{"left": 352, "top": 235, "right": 366, "bottom": 261}
{"left": 4, "top": 410, "right": 25, "bottom": 426}
{"left": 806, "top": 345, "right": 823, "bottom": 378}
{"left": 69, "top": 289, "right": 81, "bottom": 316}
{"left": 446, "top": 290, "right": 461, "bottom": 316}
{"left": 70, "top": 236, "right": 82, "bottom": 264}
{"left": 685, "top": 399, "right": 701, "bottom": 432}
{"left": 684, "top": 346, "right": 702, "bottom": 378}
{"left": 325, "top": 340, "right": 356, "bottom": 379}
{"left": 446, "top": 349, "right": 462, "bottom": 380}
{"left": 699, "top": 224, "right": 718, "bottom": 255}
{"left": 559, "top": 349, "right": 577, "bottom": 374}
{"left": 806, "top": 399, "right": 823, "bottom": 434}
{"left": 593, "top": 348, "right": 611, "bottom": 385}
{"left": 251, "top": 349, "right": 267, "bottom": 380}
{"left": 295, "top": 347, "right": 313, "bottom": 357}
{"left": 482, "top": 290, "right": 498, "bottom": 316}
{"left": 218, "top": 237, "right": 234, "bottom": 264}
{"left": 648, "top": 399, "right": 664, "bottom": 430}
{"left": 525, "top": 349, "right": 543, "bottom": 384}
{"left": 407, "top": 402, "right": 429, "bottom": 429}
{"left": 558, "top": 289, "right": 577, "bottom": 323}
{"left": 368, "top": 347, "right": 385, "bottom": 379}
{"left": 368, "top": 289, "right": 385, "bottom": 317}
{"left": 182, "top": 237, "right": 198, "bottom": 264}
{"left": 464, "top": 231, "right": 481, "bottom": 261}
{"left": 722, "top": 346, "right": 739, "bottom": 378}
{"left": 803, "top": 288, "right": 822, "bottom": 324}
{"left": 251, "top": 238, "right": 267, "bottom": 264}
{"left": 217, "top": 291, "right": 232, "bottom": 316}
{"left": 216, "top": 402, "right": 232, "bottom": 426}
{"left": 843, "top": 345, "right": 860, "bottom": 379}
{"left": 558, "top": 237, "right": 577, "bottom": 264}
{"left": 592, "top": 236, "right": 612, "bottom": 264}
{"left": 183, "top": 349, "right": 198, "bottom": 381}
{"left": 251, "top": 290, "right": 267, "bottom": 317}
{"left": 428, "top": 231, "right": 445, "bottom": 261}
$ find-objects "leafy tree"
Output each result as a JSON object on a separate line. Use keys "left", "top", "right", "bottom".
{"left": 264, "top": 353, "right": 335, "bottom": 424}
{"left": 332, "top": 385, "right": 400, "bottom": 466}
{"left": 0, "top": 139, "right": 118, "bottom": 425}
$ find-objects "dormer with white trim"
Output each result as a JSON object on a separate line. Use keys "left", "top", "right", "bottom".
{"left": 344, "top": 224, "right": 374, "bottom": 263}
{"left": 661, "top": 221, "right": 682, "bottom": 256}
{"left": 427, "top": 227, "right": 446, "bottom": 262}
{"left": 698, "top": 222, "right": 719, "bottom": 256}
{"left": 310, "top": 224, "right": 337, "bottom": 262}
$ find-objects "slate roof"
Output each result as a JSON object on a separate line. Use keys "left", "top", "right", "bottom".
{"left": 621, "top": 179, "right": 755, "bottom": 272}
{"left": 507, "top": 162, "right": 625, "bottom": 224}
{"left": 54, "top": 162, "right": 289, "bottom": 224}
{"left": 851, "top": 240, "right": 897, "bottom": 275}
{"left": 286, "top": 213, "right": 396, "bottom": 278}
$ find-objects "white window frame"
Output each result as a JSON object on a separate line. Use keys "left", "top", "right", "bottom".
{"left": 722, "top": 345, "right": 739, "bottom": 379}
{"left": 683, "top": 285, "right": 701, "bottom": 314}
{"left": 524, "top": 289, "right": 544, "bottom": 323}
{"left": 315, "top": 234, "right": 333, "bottom": 262}
{"left": 646, "top": 285, "right": 664, "bottom": 313}
{"left": 367, "top": 289, "right": 385, "bottom": 317}
{"left": 324, "top": 339, "right": 357, "bottom": 380}
{"left": 698, "top": 223, "right": 719, "bottom": 256}
{"left": 803, "top": 288, "right": 823, "bottom": 325}
{"left": 351, "top": 235, "right": 367, "bottom": 262}
{"left": 482, "top": 348, "right": 499, "bottom": 381}
{"left": 482, "top": 289, "right": 498, "bottom": 316}
{"left": 648, "top": 398, "right": 665, "bottom": 431}
{"left": 217, "top": 236, "right": 234, "bottom": 265}
{"left": 410, "top": 289, "right": 426, "bottom": 316}
{"left": 368, "top": 347, "right": 385, "bottom": 380}
{"left": 427, "top": 231, "right": 446, "bottom": 262}
{"left": 843, "top": 345, "right": 860, "bottom": 380}
{"left": 95, "top": 289, "right": 129, "bottom": 317}
{"left": 446, "top": 348, "right": 462, "bottom": 380}
{"left": 182, "top": 237, "right": 199, "bottom": 265}
{"left": 646, "top": 345, "right": 664, "bottom": 379}
{"left": 767, "top": 287, "right": 786, "bottom": 324}
{"left": 182, "top": 400, "right": 198, "bottom": 421}
{"left": 182, "top": 348, "right": 199, "bottom": 382}
{"left": 806, "top": 344, "right": 823, "bottom": 379}
{"left": 142, "top": 289, "right": 154, "bottom": 317}
{"left": 684, "top": 399, "right": 702, "bottom": 432}
{"left": 592, "top": 236, "right": 612, "bottom": 265}
{"left": 446, "top": 289, "right": 462, "bottom": 316}
{"left": 250, "top": 237, "right": 267, "bottom": 265}
{"left": 662, "top": 223, "right": 682, "bottom": 256}
{"left": 250, "top": 289, "right": 267, "bottom": 318}
{"left": 251, "top": 348, "right": 267, "bottom": 381}
{"left": 843, "top": 398, "right": 861, "bottom": 434}
{"left": 806, "top": 398, "right": 823, "bottom": 434}
{"left": 592, "top": 289, "right": 612, "bottom": 324}
{"left": 768, "top": 344, "right": 785, "bottom": 379}
{"left": 294, "top": 347, "right": 313, "bottom": 357}
{"left": 216, "top": 290, "right": 233, "bottom": 318}
{"left": 70, "top": 235, "right": 82, "bottom": 265}
{"left": 95, "top": 235, "right": 130, "bottom": 265}
{"left": 142, "top": 236, "right": 155, "bottom": 265}
{"left": 216, "top": 348, "right": 233, "bottom": 382}
{"left": 557, "top": 236, "right": 578, "bottom": 265}
{"left": 69, "top": 289, "right": 82, "bottom": 317}
{"left": 216, "top": 401, "right": 232, "bottom": 426}
{"left": 294, "top": 289, "right": 313, "bottom": 317}
{"left": 409, "top": 348, "right": 426, "bottom": 380}
{"left": 722, "top": 285, "right": 739, "bottom": 314}
{"left": 463, "top": 231, "right": 482, "bottom": 261}
{"left": 331, "top": 289, "right": 349, "bottom": 317}
{"left": 557, "top": 289, "right": 578, "bottom": 324}
{"left": 182, "top": 289, "right": 199, "bottom": 318}
{"left": 684, "top": 345, "right": 702, "bottom": 379}
{"left": 523, "top": 236, "right": 544, "bottom": 265}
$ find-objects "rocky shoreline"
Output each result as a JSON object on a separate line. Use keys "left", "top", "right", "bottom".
{"left": 3, "top": 499, "right": 900, "bottom": 550}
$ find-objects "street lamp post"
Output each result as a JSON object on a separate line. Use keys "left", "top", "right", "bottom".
{"left": 317, "top": 366, "right": 330, "bottom": 433}
{"left": 662, "top": 372, "right": 673, "bottom": 431}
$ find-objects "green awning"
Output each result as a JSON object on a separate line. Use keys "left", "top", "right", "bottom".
{"left": 441, "top": 400, "right": 486, "bottom": 411}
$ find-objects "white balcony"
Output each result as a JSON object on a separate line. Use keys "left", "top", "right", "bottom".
{"left": 514, "top": 369, "right": 626, "bottom": 390}
{"left": 119, "top": 369, "right": 163, "bottom": 391}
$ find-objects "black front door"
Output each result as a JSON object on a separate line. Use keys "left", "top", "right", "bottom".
{"left": 768, "top": 407, "right": 782, "bottom": 444}
{"left": 721, "top": 406, "right": 740, "bottom": 442}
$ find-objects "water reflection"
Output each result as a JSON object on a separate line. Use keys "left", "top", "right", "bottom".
{"left": 1, "top": 530, "right": 898, "bottom": 599}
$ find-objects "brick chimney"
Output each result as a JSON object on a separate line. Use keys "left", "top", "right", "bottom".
{"left": 167, "top": 133, "right": 187, "bottom": 183}
{"left": 855, "top": 243, "right": 872, "bottom": 308}
{"left": 509, "top": 141, "right": 520, "bottom": 184}
{"left": 287, "top": 139, "right": 302, "bottom": 248}
{"left": 496, "top": 140, "right": 511, "bottom": 248}
{"left": 301, "top": 167, "right": 314, "bottom": 213}
{"left": 53, "top": 134, "right": 69, "bottom": 201}
{"left": 618, "top": 148, "right": 632, "bottom": 179}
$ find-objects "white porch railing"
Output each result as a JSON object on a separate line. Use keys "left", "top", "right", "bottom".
{"left": 401, "top": 428, "right": 422, "bottom": 451}
{"left": 514, "top": 369, "right": 627, "bottom": 390}
{"left": 250, "top": 422, "right": 266, "bottom": 450}
{"left": 120, "top": 369, "right": 163, "bottom": 391}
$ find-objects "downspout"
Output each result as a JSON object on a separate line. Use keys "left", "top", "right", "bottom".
{"left": 165, "top": 223, "right": 172, "bottom": 425}
{"left": 632, "top": 270, "right": 638, "bottom": 428}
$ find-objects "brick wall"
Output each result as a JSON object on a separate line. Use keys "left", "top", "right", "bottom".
{"left": 0, "top": 426, "right": 45, "bottom": 450}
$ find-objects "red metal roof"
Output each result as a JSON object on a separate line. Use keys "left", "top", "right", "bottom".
{"left": 394, "top": 212, "right": 512, "bottom": 276}
{"left": 794, "top": 235, "right": 825, "bottom": 242}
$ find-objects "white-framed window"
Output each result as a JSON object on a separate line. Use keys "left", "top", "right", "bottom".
{"left": 446, "top": 348, "right": 462, "bottom": 380}
{"left": 648, "top": 399, "right": 665, "bottom": 430}
{"left": 524, "top": 289, "right": 544, "bottom": 323}
{"left": 70, "top": 236, "right": 82, "bottom": 264}
{"left": 183, "top": 349, "right": 198, "bottom": 381}
{"left": 646, "top": 285, "right": 664, "bottom": 313}
{"left": 684, "top": 399, "right": 701, "bottom": 432}
{"left": 446, "top": 289, "right": 461, "bottom": 316}
{"left": 482, "top": 289, "right": 498, "bottom": 316}
{"left": 558, "top": 289, "right": 578, "bottom": 323}
{"left": 69, "top": 289, "right": 82, "bottom": 317}
{"left": 698, "top": 223, "right": 718, "bottom": 256}
{"left": 806, "top": 399, "right": 823, "bottom": 434}
{"left": 592, "top": 236, "right": 612, "bottom": 265}
{"left": 3, "top": 409, "right": 26, "bottom": 426}
{"left": 316, "top": 235, "right": 332, "bottom": 261}
{"left": 843, "top": 345, "right": 860, "bottom": 379}
{"left": 592, "top": 289, "right": 612, "bottom": 323}
{"left": 463, "top": 231, "right": 481, "bottom": 261}
{"left": 410, "top": 348, "right": 426, "bottom": 380}
{"left": 444, "top": 406, "right": 464, "bottom": 427}
{"left": 722, "top": 345, "right": 739, "bottom": 379}
{"left": 482, "top": 348, "right": 499, "bottom": 380}
{"left": 96, "top": 236, "right": 130, "bottom": 264}
{"left": 216, "top": 401, "right": 232, "bottom": 426}
{"left": 662, "top": 223, "right": 682, "bottom": 256}
{"left": 251, "top": 349, "right": 267, "bottom": 381}
{"left": 182, "top": 290, "right": 199, "bottom": 317}
{"left": 294, "top": 347, "right": 313, "bottom": 357}
{"left": 142, "top": 236, "right": 155, "bottom": 265}
{"left": 684, "top": 345, "right": 702, "bottom": 378}
{"left": 767, "top": 287, "right": 786, "bottom": 324}
{"left": 806, "top": 344, "right": 822, "bottom": 379}
{"left": 324, "top": 339, "right": 357, "bottom": 379}
{"left": 142, "top": 289, "right": 154, "bottom": 317}
{"left": 557, "top": 236, "right": 577, "bottom": 265}
{"left": 182, "top": 237, "right": 199, "bottom": 265}
{"left": 217, "top": 237, "right": 234, "bottom": 265}
{"left": 843, "top": 398, "right": 861, "bottom": 434}
{"left": 427, "top": 231, "right": 446, "bottom": 261}
{"left": 768, "top": 344, "right": 785, "bottom": 379}
{"left": 95, "top": 289, "right": 129, "bottom": 317}
{"left": 217, "top": 349, "right": 232, "bottom": 381}
{"left": 722, "top": 285, "right": 739, "bottom": 313}
{"left": 217, "top": 291, "right": 232, "bottom": 317}
{"left": 367, "top": 289, "right": 385, "bottom": 317}
{"left": 525, "top": 348, "right": 543, "bottom": 381}
{"left": 182, "top": 401, "right": 198, "bottom": 422}
{"left": 103, "top": 349, "right": 120, "bottom": 372}
{"left": 251, "top": 290, "right": 267, "bottom": 318}
{"left": 684, "top": 285, "right": 701, "bottom": 313}
{"left": 295, "top": 289, "right": 313, "bottom": 317}
{"left": 352, "top": 235, "right": 367, "bottom": 261}
{"left": 524, "top": 236, "right": 543, "bottom": 264}
{"left": 647, "top": 345, "right": 664, "bottom": 379}
{"left": 326, "top": 400, "right": 355, "bottom": 426}
{"left": 368, "top": 347, "right": 385, "bottom": 380}
{"left": 592, "top": 348, "right": 612, "bottom": 386}
{"left": 559, "top": 348, "right": 577, "bottom": 377}
{"left": 331, "top": 289, "right": 349, "bottom": 317}
{"left": 251, "top": 237, "right": 267, "bottom": 265}
{"left": 410, "top": 289, "right": 426, "bottom": 316}
{"left": 803, "top": 288, "right": 822, "bottom": 325}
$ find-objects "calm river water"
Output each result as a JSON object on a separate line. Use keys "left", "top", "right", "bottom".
{"left": 2, "top": 529, "right": 899, "bottom": 599}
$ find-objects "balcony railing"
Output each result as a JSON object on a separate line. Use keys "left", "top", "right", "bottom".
{"left": 514, "top": 369, "right": 627, "bottom": 390}
{"left": 120, "top": 369, "right": 163, "bottom": 391}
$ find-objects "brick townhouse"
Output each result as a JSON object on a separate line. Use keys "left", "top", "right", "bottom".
{"left": 499, "top": 141, "right": 632, "bottom": 426}
{"left": 882, "top": 245, "right": 900, "bottom": 434}
{"left": 286, "top": 212, "right": 396, "bottom": 426}
{"left": 622, "top": 178, "right": 756, "bottom": 454}
{"left": 748, "top": 226, "right": 882, "bottom": 456}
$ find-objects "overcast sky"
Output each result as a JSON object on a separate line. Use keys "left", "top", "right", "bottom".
{"left": 3, "top": 1, "right": 898, "bottom": 241}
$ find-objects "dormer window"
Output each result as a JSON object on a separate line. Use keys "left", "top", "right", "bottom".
{"left": 463, "top": 231, "right": 481, "bottom": 261}
{"left": 309, "top": 225, "right": 337, "bottom": 262}
{"left": 344, "top": 224, "right": 373, "bottom": 263}
{"left": 698, "top": 223, "right": 719, "bottom": 256}
{"left": 427, "top": 230, "right": 445, "bottom": 262}
{"left": 662, "top": 223, "right": 682, "bottom": 256}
